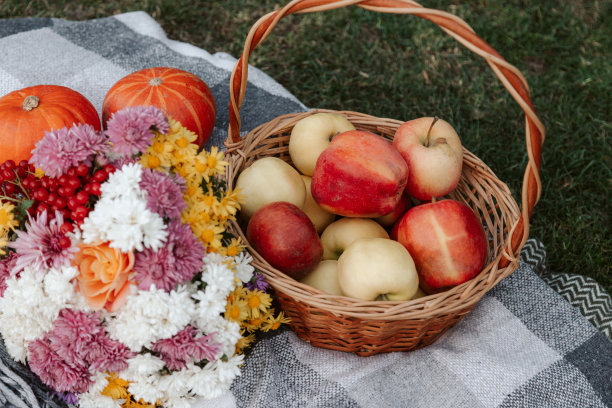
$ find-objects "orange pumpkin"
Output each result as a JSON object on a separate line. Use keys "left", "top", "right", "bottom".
{"left": 102, "top": 67, "right": 216, "bottom": 149}
{"left": 0, "top": 85, "right": 101, "bottom": 164}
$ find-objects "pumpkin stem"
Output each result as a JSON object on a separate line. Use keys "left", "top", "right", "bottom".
{"left": 149, "top": 77, "right": 163, "bottom": 86}
{"left": 22, "top": 95, "right": 40, "bottom": 111}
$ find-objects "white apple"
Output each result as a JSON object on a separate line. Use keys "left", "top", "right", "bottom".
{"left": 337, "top": 237, "right": 419, "bottom": 301}
{"left": 300, "top": 175, "right": 335, "bottom": 233}
{"left": 289, "top": 112, "right": 355, "bottom": 176}
{"left": 393, "top": 116, "right": 463, "bottom": 201}
{"left": 320, "top": 217, "right": 389, "bottom": 260}
{"left": 300, "top": 260, "right": 343, "bottom": 296}
{"left": 235, "top": 157, "right": 306, "bottom": 220}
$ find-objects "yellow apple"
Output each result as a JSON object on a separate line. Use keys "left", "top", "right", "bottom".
{"left": 289, "top": 112, "right": 355, "bottom": 176}
{"left": 338, "top": 237, "right": 419, "bottom": 301}
{"left": 300, "top": 175, "right": 335, "bottom": 233}
{"left": 320, "top": 217, "right": 389, "bottom": 260}
{"left": 235, "top": 157, "right": 306, "bottom": 220}
{"left": 299, "top": 260, "right": 343, "bottom": 296}
{"left": 393, "top": 117, "right": 463, "bottom": 201}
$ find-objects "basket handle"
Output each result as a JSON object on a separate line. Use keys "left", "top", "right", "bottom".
{"left": 225, "top": 0, "right": 545, "bottom": 268}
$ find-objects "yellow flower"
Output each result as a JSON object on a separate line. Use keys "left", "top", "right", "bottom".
{"left": 203, "top": 146, "right": 229, "bottom": 180}
{"left": 166, "top": 118, "right": 198, "bottom": 160}
{"left": 180, "top": 150, "right": 208, "bottom": 185}
{"left": 102, "top": 373, "right": 130, "bottom": 400}
{"left": 0, "top": 231, "right": 9, "bottom": 256}
{"left": 245, "top": 289, "right": 272, "bottom": 318}
{"left": 225, "top": 295, "right": 249, "bottom": 322}
{"left": 261, "top": 311, "right": 291, "bottom": 332}
{"left": 220, "top": 237, "right": 245, "bottom": 258}
{"left": 198, "top": 222, "right": 225, "bottom": 251}
{"left": 0, "top": 201, "right": 19, "bottom": 233}
{"left": 215, "top": 188, "right": 242, "bottom": 220}
{"left": 122, "top": 397, "right": 158, "bottom": 408}
{"left": 242, "top": 314, "right": 267, "bottom": 333}
{"left": 235, "top": 332, "right": 256, "bottom": 354}
{"left": 140, "top": 132, "right": 173, "bottom": 170}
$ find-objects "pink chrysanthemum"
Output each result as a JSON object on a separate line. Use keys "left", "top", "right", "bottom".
{"left": 133, "top": 221, "right": 204, "bottom": 291}
{"left": 51, "top": 309, "right": 133, "bottom": 370}
{"left": 32, "top": 309, "right": 133, "bottom": 391}
{"left": 30, "top": 124, "right": 109, "bottom": 178}
{"left": 9, "top": 211, "right": 78, "bottom": 276}
{"left": 0, "top": 251, "right": 19, "bottom": 296}
{"left": 139, "top": 168, "right": 186, "bottom": 221}
{"left": 28, "top": 335, "right": 92, "bottom": 393}
{"left": 105, "top": 105, "right": 169, "bottom": 156}
{"left": 150, "top": 325, "right": 222, "bottom": 371}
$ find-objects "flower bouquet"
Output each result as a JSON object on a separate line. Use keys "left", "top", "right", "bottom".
{"left": 0, "top": 106, "right": 288, "bottom": 407}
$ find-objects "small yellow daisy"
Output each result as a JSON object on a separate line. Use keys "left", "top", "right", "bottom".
{"left": 245, "top": 289, "right": 273, "bottom": 319}
{"left": 235, "top": 332, "right": 256, "bottom": 354}
{"left": 101, "top": 373, "right": 130, "bottom": 400}
{"left": 0, "top": 201, "right": 18, "bottom": 233}
{"left": 225, "top": 295, "right": 249, "bottom": 322}
{"left": 261, "top": 311, "right": 291, "bottom": 332}
{"left": 0, "top": 231, "right": 9, "bottom": 256}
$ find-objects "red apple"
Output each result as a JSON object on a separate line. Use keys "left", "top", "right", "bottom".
{"left": 392, "top": 199, "right": 488, "bottom": 293}
{"left": 393, "top": 117, "right": 463, "bottom": 201}
{"left": 311, "top": 130, "right": 408, "bottom": 217}
{"left": 246, "top": 201, "right": 322, "bottom": 280}
{"left": 375, "top": 192, "right": 411, "bottom": 228}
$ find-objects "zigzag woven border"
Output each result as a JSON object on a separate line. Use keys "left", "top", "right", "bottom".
{"left": 521, "top": 239, "right": 612, "bottom": 340}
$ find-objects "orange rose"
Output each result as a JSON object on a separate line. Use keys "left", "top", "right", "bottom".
{"left": 72, "top": 241, "right": 135, "bottom": 312}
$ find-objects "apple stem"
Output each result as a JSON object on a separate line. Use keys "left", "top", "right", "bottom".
{"left": 425, "top": 116, "right": 439, "bottom": 147}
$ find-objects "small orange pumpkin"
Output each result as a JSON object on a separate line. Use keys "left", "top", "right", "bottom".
{"left": 102, "top": 67, "right": 216, "bottom": 149}
{"left": 0, "top": 85, "right": 101, "bottom": 164}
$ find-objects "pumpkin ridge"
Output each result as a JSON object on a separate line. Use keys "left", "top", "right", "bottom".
{"left": 161, "top": 86, "right": 203, "bottom": 136}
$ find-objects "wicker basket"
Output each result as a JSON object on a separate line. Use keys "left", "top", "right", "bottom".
{"left": 223, "top": 0, "right": 545, "bottom": 356}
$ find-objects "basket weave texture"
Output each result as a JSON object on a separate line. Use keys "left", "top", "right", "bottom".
{"left": 224, "top": 0, "right": 545, "bottom": 356}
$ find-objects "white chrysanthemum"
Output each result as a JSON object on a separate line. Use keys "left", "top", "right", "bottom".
{"left": 191, "top": 288, "right": 226, "bottom": 323}
{"left": 157, "top": 368, "right": 193, "bottom": 402}
{"left": 232, "top": 252, "right": 255, "bottom": 283}
{"left": 81, "top": 194, "right": 167, "bottom": 252}
{"left": 105, "top": 285, "right": 195, "bottom": 351}
{"left": 139, "top": 209, "right": 168, "bottom": 250}
{"left": 86, "top": 371, "right": 110, "bottom": 395}
{"left": 101, "top": 162, "right": 144, "bottom": 200}
{"left": 192, "top": 315, "right": 241, "bottom": 359}
{"left": 215, "top": 354, "right": 244, "bottom": 385}
{"left": 78, "top": 392, "right": 122, "bottom": 408}
{"left": 189, "top": 355, "right": 243, "bottom": 399}
{"left": 200, "top": 258, "right": 236, "bottom": 299}
{"left": 81, "top": 162, "right": 167, "bottom": 252}
{"left": 42, "top": 265, "right": 79, "bottom": 304}
{"left": 128, "top": 375, "right": 164, "bottom": 405}
{"left": 0, "top": 266, "right": 85, "bottom": 362}
{"left": 122, "top": 353, "right": 166, "bottom": 381}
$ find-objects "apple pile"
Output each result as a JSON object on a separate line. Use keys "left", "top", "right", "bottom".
{"left": 236, "top": 112, "right": 488, "bottom": 301}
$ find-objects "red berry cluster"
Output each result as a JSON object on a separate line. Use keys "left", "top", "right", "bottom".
{"left": 0, "top": 159, "right": 116, "bottom": 226}
{"left": 0, "top": 159, "right": 36, "bottom": 200}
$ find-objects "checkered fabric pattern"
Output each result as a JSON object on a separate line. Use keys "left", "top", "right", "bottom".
{"left": 0, "top": 12, "right": 610, "bottom": 408}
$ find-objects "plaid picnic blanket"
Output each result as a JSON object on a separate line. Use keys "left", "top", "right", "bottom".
{"left": 0, "top": 11, "right": 610, "bottom": 408}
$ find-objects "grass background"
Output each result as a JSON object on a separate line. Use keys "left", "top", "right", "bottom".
{"left": 1, "top": 1, "right": 610, "bottom": 292}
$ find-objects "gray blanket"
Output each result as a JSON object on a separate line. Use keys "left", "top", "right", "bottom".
{"left": 0, "top": 11, "right": 610, "bottom": 408}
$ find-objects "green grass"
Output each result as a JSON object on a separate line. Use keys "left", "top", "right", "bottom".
{"left": 2, "top": 1, "right": 610, "bottom": 292}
